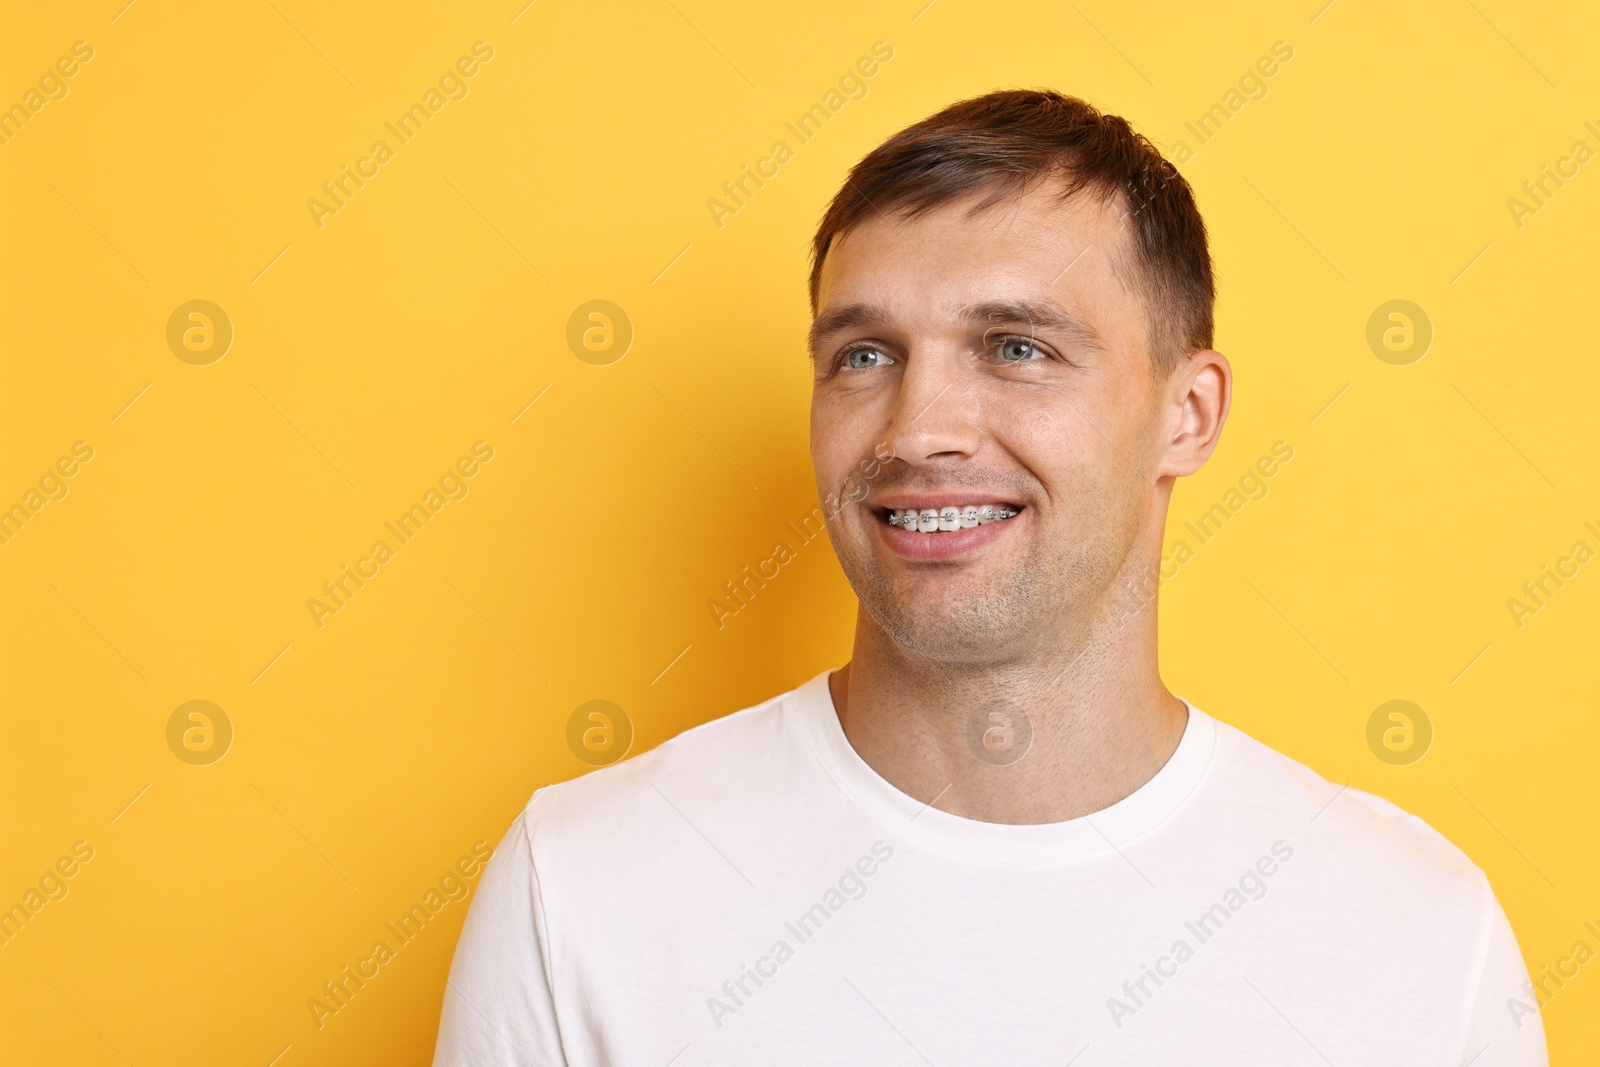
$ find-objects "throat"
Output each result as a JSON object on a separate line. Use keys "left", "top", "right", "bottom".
{"left": 828, "top": 662, "right": 1189, "bottom": 825}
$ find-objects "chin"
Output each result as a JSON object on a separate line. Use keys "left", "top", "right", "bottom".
{"left": 864, "top": 587, "right": 1033, "bottom": 664}
{"left": 843, "top": 541, "right": 1081, "bottom": 662}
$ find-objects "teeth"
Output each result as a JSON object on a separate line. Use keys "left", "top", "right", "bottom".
{"left": 887, "top": 505, "right": 1020, "bottom": 532}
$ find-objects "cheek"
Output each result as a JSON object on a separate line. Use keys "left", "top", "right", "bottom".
{"left": 1007, "top": 404, "right": 1140, "bottom": 531}
{"left": 995, "top": 402, "right": 1079, "bottom": 488}
{"left": 811, "top": 387, "right": 883, "bottom": 484}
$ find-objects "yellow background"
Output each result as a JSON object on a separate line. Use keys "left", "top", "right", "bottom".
{"left": 3, "top": 0, "right": 1596, "bottom": 1062}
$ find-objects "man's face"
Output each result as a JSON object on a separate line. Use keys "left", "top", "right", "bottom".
{"left": 808, "top": 181, "right": 1168, "bottom": 663}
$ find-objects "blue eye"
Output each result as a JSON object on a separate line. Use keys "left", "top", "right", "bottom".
{"left": 844, "top": 347, "right": 889, "bottom": 370}
{"left": 1000, "top": 338, "right": 1039, "bottom": 361}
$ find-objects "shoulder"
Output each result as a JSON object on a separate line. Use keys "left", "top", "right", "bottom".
{"left": 1203, "top": 710, "right": 1489, "bottom": 897}
{"left": 514, "top": 676, "right": 822, "bottom": 858}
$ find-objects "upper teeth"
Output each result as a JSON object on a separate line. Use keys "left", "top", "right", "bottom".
{"left": 887, "top": 505, "right": 1019, "bottom": 532}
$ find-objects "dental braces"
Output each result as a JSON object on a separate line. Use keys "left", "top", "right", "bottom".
{"left": 887, "top": 505, "right": 1020, "bottom": 532}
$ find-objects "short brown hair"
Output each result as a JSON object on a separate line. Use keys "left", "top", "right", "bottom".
{"left": 808, "top": 89, "right": 1214, "bottom": 374}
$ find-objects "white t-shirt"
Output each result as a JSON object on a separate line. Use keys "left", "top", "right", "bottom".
{"left": 433, "top": 670, "right": 1547, "bottom": 1066}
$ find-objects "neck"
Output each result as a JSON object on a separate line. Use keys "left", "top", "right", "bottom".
{"left": 828, "top": 563, "right": 1188, "bottom": 825}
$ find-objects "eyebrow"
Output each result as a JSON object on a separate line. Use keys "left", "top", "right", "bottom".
{"left": 807, "top": 298, "right": 1104, "bottom": 357}
{"left": 808, "top": 303, "right": 890, "bottom": 356}
{"left": 959, "top": 300, "right": 1105, "bottom": 349}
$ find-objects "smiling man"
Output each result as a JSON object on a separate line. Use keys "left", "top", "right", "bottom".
{"left": 433, "top": 90, "right": 1545, "bottom": 1065}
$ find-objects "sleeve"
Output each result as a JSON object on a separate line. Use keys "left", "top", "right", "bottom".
{"left": 432, "top": 806, "right": 569, "bottom": 1067}
{"left": 1457, "top": 882, "right": 1548, "bottom": 1067}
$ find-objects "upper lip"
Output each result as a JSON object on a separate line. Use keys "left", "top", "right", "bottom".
{"left": 870, "top": 494, "right": 1024, "bottom": 511}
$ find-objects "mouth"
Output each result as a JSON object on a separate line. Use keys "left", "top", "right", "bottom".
{"left": 880, "top": 503, "right": 1023, "bottom": 534}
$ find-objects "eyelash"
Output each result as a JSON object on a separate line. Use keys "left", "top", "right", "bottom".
{"left": 832, "top": 335, "right": 1052, "bottom": 372}
{"left": 989, "top": 334, "right": 1049, "bottom": 363}
{"left": 834, "top": 345, "right": 891, "bottom": 372}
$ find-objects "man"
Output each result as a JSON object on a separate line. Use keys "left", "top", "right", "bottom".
{"left": 434, "top": 90, "right": 1545, "bottom": 1065}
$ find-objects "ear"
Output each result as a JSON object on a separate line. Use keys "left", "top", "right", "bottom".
{"left": 1155, "top": 349, "right": 1231, "bottom": 479}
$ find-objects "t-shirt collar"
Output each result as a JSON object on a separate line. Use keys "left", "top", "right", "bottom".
{"left": 786, "top": 668, "right": 1218, "bottom": 866}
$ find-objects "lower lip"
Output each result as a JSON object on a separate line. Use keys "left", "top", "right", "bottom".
{"left": 875, "top": 511, "right": 1023, "bottom": 561}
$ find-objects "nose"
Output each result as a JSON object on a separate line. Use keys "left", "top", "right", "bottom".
{"left": 881, "top": 350, "right": 980, "bottom": 466}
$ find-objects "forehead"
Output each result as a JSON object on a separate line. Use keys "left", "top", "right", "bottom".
{"left": 815, "top": 179, "right": 1140, "bottom": 319}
